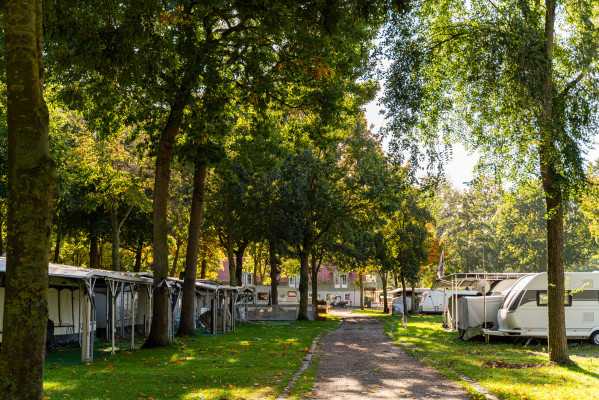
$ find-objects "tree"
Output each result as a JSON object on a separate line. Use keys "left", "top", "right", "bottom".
{"left": 0, "top": 1, "right": 57, "bottom": 397}
{"left": 384, "top": 0, "right": 599, "bottom": 363}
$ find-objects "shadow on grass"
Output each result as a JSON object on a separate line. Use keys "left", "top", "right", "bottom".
{"left": 43, "top": 320, "right": 338, "bottom": 400}
{"left": 380, "top": 314, "right": 599, "bottom": 400}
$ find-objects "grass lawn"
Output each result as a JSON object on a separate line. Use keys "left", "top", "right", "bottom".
{"left": 43, "top": 319, "right": 338, "bottom": 400}
{"left": 379, "top": 313, "right": 599, "bottom": 400}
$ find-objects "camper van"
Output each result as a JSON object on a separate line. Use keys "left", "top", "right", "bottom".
{"left": 485, "top": 272, "right": 599, "bottom": 344}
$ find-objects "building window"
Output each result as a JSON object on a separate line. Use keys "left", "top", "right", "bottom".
{"left": 341, "top": 273, "right": 348, "bottom": 288}
{"left": 258, "top": 293, "right": 269, "bottom": 301}
{"left": 243, "top": 272, "right": 253, "bottom": 286}
{"left": 334, "top": 273, "right": 340, "bottom": 288}
{"left": 344, "top": 293, "right": 351, "bottom": 301}
{"left": 289, "top": 275, "right": 299, "bottom": 288}
{"left": 287, "top": 291, "right": 297, "bottom": 298}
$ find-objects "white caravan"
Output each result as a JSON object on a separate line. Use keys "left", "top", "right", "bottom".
{"left": 421, "top": 290, "right": 477, "bottom": 313}
{"left": 391, "top": 288, "right": 477, "bottom": 315}
{"left": 485, "top": 272, "right": 599, "bottom": 344}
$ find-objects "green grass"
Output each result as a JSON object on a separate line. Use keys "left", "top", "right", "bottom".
{"left": 350, "top": 308, "right": 386, "bottom": 315}
{"left": 378, "top": 313, "right": 599, "bottom": 400}
{"left": 286, "top": 355, "right": 320, "bottom": 400}
{"left": 43, "top": 319, "right": 339, "bottom": 400}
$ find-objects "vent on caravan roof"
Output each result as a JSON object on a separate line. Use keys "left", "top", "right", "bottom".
{"left": 583, "top": 312, "right": 594, "bottom": 323}
{"left": 583, "top": 279, "right": 594, "bottom": 288}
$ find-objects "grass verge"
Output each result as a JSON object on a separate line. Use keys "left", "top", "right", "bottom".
{"left": 378, "top": 313, "right": 599, "bottom": 400}
{"left": 44, "top": 318, "right": 339, "bottom": 400}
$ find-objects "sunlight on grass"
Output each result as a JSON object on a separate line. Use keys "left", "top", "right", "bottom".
{"left": 43, "top": 319, "right": 338, "bottom": 400}
{"left": 351, "top": 308, "right": 386, "bottom": 315}
{"left": 380, "top": 314, "right": 599, "bottom": 400}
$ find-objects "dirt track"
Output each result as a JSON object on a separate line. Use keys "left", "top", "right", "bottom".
{"left": 311, "top": 309, "right": 470, "bottom": 399}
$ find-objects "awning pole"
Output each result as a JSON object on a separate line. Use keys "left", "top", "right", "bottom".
{"left": 111, "top": 282, "right": 116, "bottom": 355}
{"left": 131, "top": 285, "right": 136, "bottom": 350}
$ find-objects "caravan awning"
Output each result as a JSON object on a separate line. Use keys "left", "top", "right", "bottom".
{"left": 389, "top": 287, "right": 430, "bottom": 295}
{"left": 432, "top": 273, "right": 528, "bottom": 290}
{"left": 0, "top": 257, "right": 154, "bottom": 285}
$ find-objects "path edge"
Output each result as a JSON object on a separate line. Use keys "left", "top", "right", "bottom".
{"left": 275, "top": 319, "right": 343, "bottom": 399}
{"left": 385, "top": 326, "right": 499, "bottom": 400}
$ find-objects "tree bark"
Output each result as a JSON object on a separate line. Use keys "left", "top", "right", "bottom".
{"left": 200, "top": 259, "right": 207, "bottom": 279}
{"left": 226, "top": 235, "right": 236, "bottom": 286}
{"left": 178, "top": 164, "right": 207, "bottom": 336}
{"left": 0, "top": 217, "right": 4, "bottom": 256}
{"left": 134, "top": 234, "right": 144, "bottom": 272}
{"left": 401, "top": 271, "right": 408, "bottom": 317}
{"left": 89, "top": 235, "right": 99, "bottom": 269}
{"left": 298, "top": 241, "right": 311, "bottom": 320}
{"left": 234, "top": 241, "right": 248, "bottom": 286}
{"left": 358, "top": 271, "right": 364, "bottom": 310}
{"left": 381, "top": 271, "right": 389, "bottom": 314}
{"left": 144, "top": 84, "right": 192, "bottom": 348}
{"left": 0, "top": 1, "right": 57, "bottom": 397}
{"left": 269, "top": 240, "right": 279, "bottom": 305}
{"left": 53, "top": 228, "right": 61, "bottom": 263}
{"left": 540, "top": 0, "right": 569, "bottom": 365}
{"left": 169, "top": 236, "right": 182, "bottom": 278}
{"left": 311, "top": 262, "right": 319, "bottom": 306}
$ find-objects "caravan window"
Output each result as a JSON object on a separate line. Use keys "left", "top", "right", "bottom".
{"left": 519, "top": 290, "right": 537, "bottom": 307}
{"left": 505, "top": 290, "right": 525, "bottom": 311}
{"left": 537, "top": 290, "right": 572, "bottom": 307}
{"left": 572, "top": 290, "right": 599, "bottom": 302}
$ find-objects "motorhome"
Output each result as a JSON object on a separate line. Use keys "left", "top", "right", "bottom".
{"left": 484, "top": 272, "right": 599, "bottom": 344}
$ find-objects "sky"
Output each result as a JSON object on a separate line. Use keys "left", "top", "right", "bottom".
{"left": 364, "top": 95, "right": 599, "bottom": 189}
{"left": 364, "top": 95, "right": 478, "bottom": 188}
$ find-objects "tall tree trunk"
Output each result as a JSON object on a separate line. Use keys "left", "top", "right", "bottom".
{"left": 53, "top": 228, "right": 61, "bottom": 263}
{"left": 269, "top": 240, "right": 279, "bottom": 305}
{"left": 89, "top": 235, "right": 98, "bottom": 269}
{"left": 0, "top": 1, "right": 57, "bottom": 397}
{"left": 252, "top": 245, "right": 258, "bottom": 283}
{"left": 359, "top": 272, "right": 364, "bottom": 310}
{"left": 98, "top": 240, "right": 103, "bottom": 269}
{"left": 170, "top": 236, "right": 182, "bottom": 278}
{"left": 226, "top": 235, "right": 236, "bottom": 286}
{"left": 401, "top": 271, "right": 408, "bottom": 317}
{"left": 111, "top": 204, "right": 133, "bottom": 272}
{"left": 178, "top": 164, "right": 207, "bottom": 336}
{"left": 200, "top": 259, "right": 207, "bottom": 279}
{"left": 0, "top": 217, "right": 4, "bottom": 256}
{"left": 381, "top": 271, "right": 389, "bottom": 314}
{"left": 298, "top": 241, "right": 311, "bottom": 320}
{"left": 144, "top": 84, "right": 192, "bottom": 348}
{"left": 311, "top": 257, "right": 318, "bottom": 306}
{"left": 134, "top": 234, "right": 144, "bottom": 272}
{"left": 540, "top": 0, "right": 569, "bottom": 365}
{"left": 234, "top": 241, "right": 248, "bottom": 286}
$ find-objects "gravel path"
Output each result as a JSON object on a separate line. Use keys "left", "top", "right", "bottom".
{"left": 311, "top": 310, "right": 470, "bottom": 399}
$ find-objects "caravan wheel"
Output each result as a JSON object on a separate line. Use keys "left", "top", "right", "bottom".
{"left": 590, "top": 331, "right": 599, "bottom": 345}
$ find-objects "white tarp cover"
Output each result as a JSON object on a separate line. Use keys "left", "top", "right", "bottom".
{"left": 458, "top": 296, "right": 504, "bottom": 340}
{"left": 458, "top": 296, "right": 503, "bottom": 329}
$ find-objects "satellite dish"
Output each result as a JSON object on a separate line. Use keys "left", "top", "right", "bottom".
{"left": 476, "top": 280, "right": 490, "bottom": 294}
